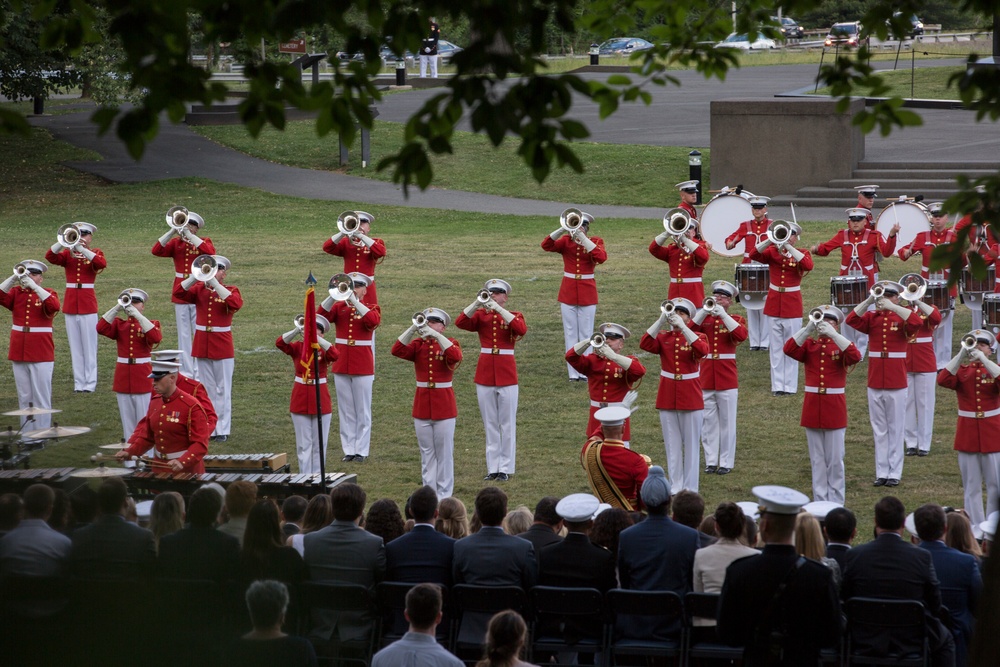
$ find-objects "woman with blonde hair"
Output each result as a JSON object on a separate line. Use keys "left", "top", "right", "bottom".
{"left": 794, "top": 512, "right": 841, "bottom": 589}
{"left": 435, "top": 496, "right": 470, "bottom": 539}
{"left": 149, "top": 491, "right": 185, "bottom": 551}
{"left": 476, "top": 610, "right": 537, "bottom": 667}
{"left": 945, "top": 510, "right": 983, "bottom": 564}
{"left": 502, "top": 505, "right": 532, "bottom": 536}
{"left": 286, "top": 493, "right": 333, "bottom": 556}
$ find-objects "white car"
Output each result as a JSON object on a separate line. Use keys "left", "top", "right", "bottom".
{"left": 716, "top": 33, "right": 777, "bottom": 50}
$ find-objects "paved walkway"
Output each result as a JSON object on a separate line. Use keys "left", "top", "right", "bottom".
{"left": 27, "top": 60, "right": 997, "bottom": 220}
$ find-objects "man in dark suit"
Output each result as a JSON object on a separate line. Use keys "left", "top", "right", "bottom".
{"left": 718, "top": 485, "right": 841, "bottom": 666}
{"left": 840, "top": 496, "right": 956, "bottom": 667}
{"left": 68, "top": 477, "right": 155, "bottom": 580}
{"left": 538, "top": 494, "right": 615, "bottom": 592}
{"left": 516, "top": 496, "right": 563, "bottom": 553}
{"left": 281, "top": 495, "right": 307, "bottom": 538}
{"left": 157, "top": 485, "right": 240, "bottom": 583}
{"left": 672, "top": 489, "right": 717, "bottom": 548}
{"left": 386, "top": 486, "right": 455, "bottom": 586}
{"left": 915, "top": 504, "right": 982, "bottom": 667}
{"left": 823, "top": 506, "right": 856, "bottom": 567}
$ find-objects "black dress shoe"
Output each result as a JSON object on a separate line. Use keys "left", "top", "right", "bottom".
{"left": 918, "top": 450, "right": 929, "bottom": 457}
{"left": 885, "top": 478, "right": 900, "bottom": 487}
{"left": 214, "top": 435, "right": 228, "bottom": 442}
{"left": 342, "top": 454, "right": 356, "bottom": 462}
{"left": 873, "top": 478, "right": 888, "bottom": 487}
{"left": 749, "top": 346, "right": 759, "bottom": 351}
{"left": 905, "top": 448, "right": 917, "bottom": 456}
{"left": 716, "top": 467, "right": 731, "bottom": 475}
{"left": 483, "top": 472, "right": 498, "bottom": 481}
{"left": 705, "top": 465, "right": 718, "bottom": 474}
{"left": 494, "top": 472, "right": 510, "bottom": 482}
{"left": 353, "top": 455, "right": 367, "bottom": 463}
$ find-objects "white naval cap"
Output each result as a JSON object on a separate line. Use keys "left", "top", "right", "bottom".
{"left": 355, "top": 210, "right": 375, "bottom": 224}
{"left": 594, "top": 406, "right": 630, "bottom": 427}
{"left": 711, "top": 280, "right": 739, "bottom": 298}
{"left": 980, "top": 510, "right": 999, "bottom": 540}
{"left": 803, "top": 501, "right": 843, "bottom": 522}
{"left": 905, "top": 512, "right": 917, "bottom": 537}
{"left": 599, "top": 322, "right": 631, "bottom": 339}
{"left": 813, "top": 304, "right": 844, "bottom": 326}
{"left": 675, "top": 180, "right": 699, "bottom": 192}
{"left": 315, "top": 314, "right": 331, "bottom": 333}
{"left": 670, "top": 297, "right": 697, "bottom": 316}
{"left": 152, "top": 349, "right": 183, "bottom": 361}
{"left": 752, "top": 485, "right": 810, "bottom": 515}
{"left": 484, "top": 278, "right": 512, "bottom": 295}
{"left": 121, "top": 288, "right": 149, "bottom": 303}
{"left": 737, "top": 501, "right": 761, "bottom": 521}
{"left": 74, "top": 222, "right": 97, "bottom": 234}
{"left": 422, "top": 307, "right": 451, "bottom": 327}
{"left": 855, "top": 185, "right": 880, "bottom": 196}
{"left": 846, "top": 208, "right": 868, "bottom": 220}
{"left": 187, "top": 211, "right": 205, "bottom": 228}
{"left": 555, "top": 493, "right": 602, "bottom": 522}
{"left": 748, "top": 196, "right": 770, "bottom": 207}
{"left": 18, "top": 260, "right": 47, "bottom": 274}
{"left": 965, "top": 329, "right": 997, "bottom": 350}
{"left": 148, "top": 359, "right": 181, "bottom": 379}
{"left": 213, "top": 255, "right": 231, "bottom": 271}
{"left": 348, "top": 272, "right": 371, "bottom": 287}
{"left": 927, "top": 202, "right": 945, "bottom": 215}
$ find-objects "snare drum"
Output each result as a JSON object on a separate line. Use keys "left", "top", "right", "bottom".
{"left": 984, "top": 294, "right": 1000, "bottom": 328}
{"left": 924, "top": 281, "right": 953, "bottom": 311}
{"left": 830, "top": 276, "right": 868, "bottom": 309}
{"left": 735, "top": 263, "right": 769, "bottom": 293}
{"left": 960, "top": 265, "right": 996, "bottom": 295}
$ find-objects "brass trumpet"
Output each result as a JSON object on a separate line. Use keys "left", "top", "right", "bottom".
{"left": 900, "top": 273, "right": 927, "bottom": 301}
{"left": 663, "top": 207, "right": 693, "bottom": 237}
{"left": 191, "top": 254, "right": 218, "bottom": 282}
{"left": 477, "top": 289, "right": 492, "bottom": 305}
{"left": 166, "top": 206, "right": 190, "bottom": 231}
{"left": 329, "top": 273, "right": 354, "bottom": 302}
{"left": 702, "top": 296, "right": 716, "bottom": 312}
{"left": 13, "top": 263, "right": 28, "bottom": 278}
{"left": 767, "top": 223, "right": 791, "bottom": 246}
{"left": 809, "top": 308, "right": 825, "bottom": 324}
{"left": 590, "top": 332, "right": 606, "bottom": 349}
{"left": 962, "top": 335, "right": 978, "bottom": 352}
{"left": 871, "top": 284, "right": 885, "bottom": 299}
{"left": 337, "top": 211, "right": 361, "bottom": 237}
{"left": 118, "top": 292, "right": 133, "bottom": 309}
{"left": 57, "top": 223, "right": 82, "bottom": 249}
{"left": 412, "top": 312, "right": 428, "bottom": 328}
{"left": 660, "top": 300, "right": 676, "bottom": 317}
{"left": 294, "top": 314, "right": 306, "bottom": 331}
{"left": 560, "top": 208, "right": 585, "bottom": 233}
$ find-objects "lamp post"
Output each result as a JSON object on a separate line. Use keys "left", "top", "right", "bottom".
{"left": 689, "top": 150, "right": 703, "bottom": 205}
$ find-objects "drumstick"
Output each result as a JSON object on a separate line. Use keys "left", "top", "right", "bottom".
{"left": 790, "top": 203, "right": 797, "bottom": 226}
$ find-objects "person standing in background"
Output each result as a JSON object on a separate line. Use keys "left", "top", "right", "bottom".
{"left": 420, "top": 18, "right": 440, "bottom": 78}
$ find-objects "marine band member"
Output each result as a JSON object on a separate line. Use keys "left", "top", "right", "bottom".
{"left": 725, "top": 195, "right": 772, "bottom": 350}
{"left": 149, "top": 349, "right": 218, "bottom": 434}
{"left": 580, "top": 406, "right": 650, "bottom": 511}
{"left": 323, "top": 211, "right": 386, "bottom": 307}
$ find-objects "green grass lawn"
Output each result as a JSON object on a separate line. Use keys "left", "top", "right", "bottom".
{"left": 812, "top": 65, "right": 963, "bottom": 100}
{"left": 0, "top": 126, "right": 979, "bottom": 541}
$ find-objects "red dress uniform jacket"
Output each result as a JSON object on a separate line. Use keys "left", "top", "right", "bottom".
{"left": 44, "top": 247, "right": 107, "bottom": 314}
{"left": 322, "top": 236, "right": 387, "bottom": 305}
{"left": 813, "top": 229, "right": 897, "bottom": 288}
{"left": 649, "top": 239, "right": 710, "bottom": 303}
{"left": 391, "top": 337, "right": 463, "bottom": 420}
{"left": 96, "top": 317, "right": 163, "bottom": 394}
{"left": 326, "top": 301, "right": 380, "bottom": 376}
{"left": 783, "top": 337, "right": 862, "bottom": 429}
{"left": 276, "top": 338, "right": 338, "bottom": 415}
{"left": 846, "top": 309, "right": 923, "bottom": 389}
{"left": 582, "top": 435, "right": 649, "bottom": 508}
{"left": 175, "top": 374, "right": 217, "bottom": 433}
{"left": 898, "top": 229, "right": 959, "bottom": 298}
{"left": 172, "top": 282, "right": 242, "bottom": 359}
{"left": 691, "top": 314, "right": 748, "bottom": 390}
{"left": 1, "top": 286, "right": 60, "bottom": 362}
{"left": 904, "top": 306, "right": 942, "bottom": 374}
{"left": 938, "top": 364, "right": 1000, "bottom": 453}
{"left": 725, "top": 218, "right": 772, "bottom": 263}
{"left": 639, "top": 330, "right": 709, "bottom": 410}
{"left": 455, "top": 309, "right": 527, "bottom": 387}
{"left": 680, "top": 202, "right": 698, "bottom": 220}
{"left": 540, "top": 235, "right": 607, "bottom": 306}
{"left": 748, "top": 245, "right": 814, "bottom": 319}
{"left": 125, "top": 389, "right": 210, "bottom": 473}
{"left": 151, "top": 237, "right": 216, "bottom": 305}
{"left": 566, "top": 349, "right": 646, "bottom": 441}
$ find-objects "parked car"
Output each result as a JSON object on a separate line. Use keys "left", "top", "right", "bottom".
{"left": 771, "top": 16, "right": 805, "bottom": 39}
{"left": 824, "top": 21, "right": 866, "bottom": 48}
{"left": 890, "top": 12, "right": 924, "bottom": 37}
{"left": 597, "top": 38, "right": 655, "bottom": 56}
{"left": 716, "top": 33, "right": 777, "bottom": 50}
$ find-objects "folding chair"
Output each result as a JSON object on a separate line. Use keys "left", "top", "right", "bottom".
{"left": 605, "top": 588, "right": 684, "bottom": 666}
{"left": 684, "top": 591, "right": 744, "bottom": 665}
{"left": 529, "top": 586, "right": 606, "bottom": 665}
{"left": 375, "top": 581, "right": 450, "bottom": 648}
{"left": 845, "top": 597, "right": 929, "bottom": 666}
{"left": 299, "top": 582, "right": 378, "bottom": 667}
{"left": 450, "top": 584, "right": 527, "bottom": 664}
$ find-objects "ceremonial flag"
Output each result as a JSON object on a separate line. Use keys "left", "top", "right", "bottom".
{"left": 299, "top": 286, "right": 319, "bottom": 384}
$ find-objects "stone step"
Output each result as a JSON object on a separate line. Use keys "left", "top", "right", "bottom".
{"left": 857, "top": 160, "right": 1000, "bottom": 171}
{"left": 852, "top": 168, "right": 998, "bottom": 180}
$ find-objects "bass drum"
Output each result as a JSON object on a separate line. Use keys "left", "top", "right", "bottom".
{"left": 876, "top": 201, "right": 930, "bottom": 250}
{"left": 700, "top": 192, "right": 753, "bottom": 258}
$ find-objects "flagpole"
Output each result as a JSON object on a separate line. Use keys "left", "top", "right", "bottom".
{"left": 305, "top": 272, "right": 327, "bottom": 489}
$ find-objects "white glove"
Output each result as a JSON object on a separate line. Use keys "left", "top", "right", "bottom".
{"left": 416, "top": 325, "right": 432, "bottom": 338}
{"left": 711, "top": 305, "right": 725, "bottom": 318}
{"left": 814, "top": 321, "right": 833, "bottom": 338}
{"left": 755, "top": 237, "right": 772, "bottom": 253}
{"left": 978, "top": 352, "right": 1000, "bottom": 378}
{"left": 492, "top": 304, "right": 515, "bottom": 324}
{"left": 132, "top": 311, "right": 155, "bottom": 333}
{"left": 720, "top": 311, "right": 740, "bottom": 332}
{"left": 464, "top": 300, "right": 481, "bottom": 317}
{"left": 124, "top": 305, "right": 139, "bottom": 319}
{"left": 29, "top": 281, "right": 48, "bottom": 299}
{"left": 211, "top": 281, "right": 232, "bottom": 300}
{"left": 854, "top": 295, "right": 874, "bottom": 317}
{"left": 76, "top": 246, "right": 96, "bottom": 261}
{"left": 320, "top": 295, "right": 335, "bottom": 311}
{"left": 604, "top": 349, "right": 633, "bottom": 370}
{"left": 158, "top": 229, "right": 176, "bottom": 246}
{"left": 883, "top": 300, "right": 910, "bottom": 319}
{"left": 0, "top": 274, "right": 18, "bottom": 293}
{"left": 356, "top": 233, "right": 375, "bottom": 248}
{"left": 945, "top": 350, "right": 966, "bottom": 375}
{"left": 102, "top": 305, "right": 121, "bottom": 323}
{"left": 680, "top": 235, "right": 698, "bottom": 253}
{"left": 646, "top": 313, "right": 667, "bottom": 338}
{"left": 593, "top": 344, "right": 609, "bottom": 358}
{"left": 622, "top": 390, "right": 639, "bottom": 413}
{"left": 351, "top": 297, "right": 371, "bottom": 317}
{"left": 655, "top": 231, "right": 671, "bottom": 246}
{"left": 666, "top": 313, "right": 682, "bottom": 329}
{"left": 792, "top": 325, "right": 812, "bottom": 347}
{"left": 180, "top": 275, "right": 198, "bottom": 291}
{"left": 398, "top": 324, "right": 418, "bottom": 345}
{"left": 785, "top": 245, "right": 805, "bottom": 262}
{"left": 679, "top": 322, "right": 699, "bottom": 344}
{"left": 573, "top": 338, "right": 592, "bottom": 354}
{"left": 911, "top": 299, "right": 933, "bottom": 316}
{"left": 281, "top": 328, "right": 301, "bottom": 344}
{"left": 549, "top": 227, "right": 566, "bottom": 241}
{"left": 329, "top": 231, "right": 345, "bottom": 245}
{"left": 969, "top": 349, "right": 986, "bottom": 365}
{"left": 691, "top": 307, "right": 708, "bottom": 326}
{"left": 50, "top": 242, "right": 64, "bottom": 254}
{"left": 179, "top": 228, "right": 203, "bottom": 248}
{"left": 578, "top": 235, "right": 597, "bottom": 252}
{"left": 430, "top": 329, "right": 453, "bottom": 350}
{"left": 316, "top": 336, "right": 333, "bottom": 351}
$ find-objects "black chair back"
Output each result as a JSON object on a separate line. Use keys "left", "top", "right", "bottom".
{"left": 605, "top": 589, "right": 684, "bottom": 663}
{"left": 299, "top": 582, "right": 378, "bottom": 667}
{"left": 529, "top": 586, "right": 606, "bottom": 662}
{"left": 845, "top": 597, "right": 929, "bottom": 666}
{"left": 684, "top": 591, "right": 744, "bottom": 663}
{"left": 451, "top": 584, "right": 528, "bottom": 657}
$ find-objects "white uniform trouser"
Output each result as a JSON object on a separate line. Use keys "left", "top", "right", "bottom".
{"left": 868, "top": 387, "right": 907, "bottom": 480}
{"left": 419, "top": 54, "right": 438, "bottom": 78}
{"left": 116, "top": 392, "right": 151, "bottom": 443}
{"left": 415, "top": 417, "right": 456, "bottom": 498}
{"left": 64, "top": 313, "right": 98, "bottom": 391}
{"left": 12, "top": 362, "right": 53, "bottom": 433}
{"left": 335, "top": 374, "right": 374, "bottom": 457}
{"left": 904, "top": 372, "right": 936, "bottom": 452}
{"left": 476, "top": 384, "right": 518, "bottom": 474}
{"left": 805, "top": 428, "right": 846, "bottom": 504}
{"left": 702, "top": 388, "right": 738, "bottom": 469}
{"left": 292, "top": 412, "right": 333, "bottom": 475}
{"left": 199, "top": 358, "right": 234, "bottom": 437}
{"left": 561, "top": 302, "right": 596, "bottom": 380}
{"left": 769, "top": 317, "right": 800, "bottom": 393}
{"left": 659, "top": 409, "right": 704, "bottom": 493}
{"left": 746, "top": 309, "right": 769, "bottom": 349}
{"left": 934, "top": 310, "right": 953, "bottom": 370}
{"left": 174, "top": 303, "right": 199, "bottom": 379}
{"left": 959, "top": 451, "right": 1000, "bottom": 535}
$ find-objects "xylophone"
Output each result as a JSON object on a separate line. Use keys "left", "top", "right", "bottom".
{"left": 203, "top": 452, "right": 289, "bottom": 473}
{"left": 0, "top": 467, "right": 88, "bottom": 495}
{"left": 126, "top": 470, "right": 357, "bottom": 500}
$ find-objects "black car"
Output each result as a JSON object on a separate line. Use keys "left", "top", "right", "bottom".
{"left": 597, "top": 38, "right": 654, "bottom": 56}
{"left": 771, "top": 16, "right": 805, "bottom": 39}
{"left": 890, "top": 12, "right": 924, "bottom": 37}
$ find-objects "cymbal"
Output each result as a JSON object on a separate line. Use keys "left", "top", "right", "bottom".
{"left": 22, "top": 425, "right": 91, "bottom": 439}
{"left": 3, "top": 406, "right": 62, "bottom": 417}
{"left": 99, "top": 443, "right": 128, "bottom": 450}
{"left": 70, "top": 467, "right": 132, "bottom": 478}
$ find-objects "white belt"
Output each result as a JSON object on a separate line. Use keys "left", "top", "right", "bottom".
{"left": 563, "top": 272, "right": 595, "bottom": 279}
{"left": 670, "top": 277, "right": 702, "bottom": 283}
{"left": 805, "top": 386, "right": 845, "bottom": 395}
{"left": 416, "top": 381, "right": 453, "bottom": 388}
{"left": 913, "top": 337, "right": 933, "bottom": 344}
{"left": 156, "top": 451, "right": 185, "bottom": 460}
{"left": 995, "top": 277, "right": 1000, "bottom": 284}
{"left": 195, "top": 325, "right": 231, "bottom": 332}
{"left": 706, "top": 353, "right": 736, "bottom": 360}
{"left": 769, "top": 284, "right": 800, "bottom": 293}
{"left": 117, "top": 357, "right": 152, "bottom": 364}
{"left": 11, "top": 325, "right": 52, "bottom": 333}
{"left": 870, "top": 351, "right": 907, "bottom": 359}
{"left": 590, "top": 400, "right": 626, "bottom": 408}
{"left": 335, "top": 338, "right": 373, "bottom": 346}
{"left": 65, "top": 283, "right": 95, "bottom": 289}
{"left": 175, "top": 272, "right": 188, "bottom": 279}
{"left": 480, "top": 348, "right": 515, "bottom": 355}
{"left": 660, "top": 370, "right": 700, "bottom": 381}
{"left": 959, "top": 407, "right": 1000, "bottom": 419}
{"left": 294, "top": 377, "right": 327, "bottom": 385}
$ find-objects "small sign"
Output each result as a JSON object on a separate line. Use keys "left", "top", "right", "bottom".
{"left": 279, "top": 39, "right": 307, "bottom": 54}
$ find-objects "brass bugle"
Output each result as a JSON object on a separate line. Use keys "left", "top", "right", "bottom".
{"left": 191, "top": 254, "right": 218, "bottom": 282}
{"left": 663, "top": 207, "right": 693, "bottom": 236}
{"left": 13, "top": 263, "right": 28, "bottom": 277}
{"left": 768, "top": 223, "right": 791, "bottom": 246}
{"left": 329, "top": 273, "right": 354, "bottom": 301}
{"left": 560, "top": 207, "right": 584, "bottom": 233}
{"left": 590, "top": 332, "right": 606, "bottom": 349}
{"left": 871, "top": 284, "right": 885, "bottom": 299}
{"left": 294, "top": 314, "right": 306, "bottom": 330}
{"left": 900, "top": 273, "right": 926, "bottom": 301}
{"left": 166, "top": 206, "right": 190, "bottom": 231}
{"left": 477, "top": 289, "right": 492, "bottom": 304}
{"left": 703, "top": 296, "right": 716, "bottom": 311}
{"left": 337, "top": 211, "right": 361, "bottom": 237}
{"left": 660, "top": 300, "right": 676, "bottom": 317}
{"left": 412, "top": 312, "right": 427, "bottom": 328}
{"left": 57, "top": 223, "right": 82, "bottom": 249}
{"left": 962, "top": 335, "right": 978, "bottom": 351}
{"left": 117, "top": 292, "right": 133, "bottom": 308}
{"left": 809, "top": 308, "right": 825, "bottom": 324}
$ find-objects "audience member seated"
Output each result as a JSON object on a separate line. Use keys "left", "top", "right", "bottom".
{"left": 477, "top": 610, "right": 537, "bottom": 667}
{"left": 693, "top": 502, "right": 757, "bottom": 595}
{"left": 795, "top": 512, "right": 842, "bottom": 589}
{"left": 915, "top": 503, "right": 982, "bottom": 667}
{"left": 589, "top": 507, "right": 632, "bottom": 557}
{"left": 454, "top": 487, "right": 537, "bottom": 589}
{"left": 149, "top": 491, "right": 185, "bottom": 552}
{"left": 66, "top": 486, "right": 98, "bottom": 536}
{"left": 0, "top": 492, "right": 23, "bottom": 539}
{"left": 435, "top": 497, "right": 470, "bottom": 539}
{"left": 68, "top": 477, "right": 155, "bottom": 580}
{"left": 280, "top": 495, "right": 307, "bottom": 538}
{"left": 502, "top": 505, "right": 533, "bottom": 536}
{"left": 945, "top": 511, "right": 983, "bottom": 565}
{"left": 672, "top": 490, "right": 717, "bottom": 548}
{"left": 366, "top": 498, "right": 405, "bottom": 545}
{"left": 239, "top": 500, "right": 305, "bottom": 589}
{"left": 371, "top": 583, "right": 462, "bottom": 667}
{"left": 226, "top": 580, "right": 317, "bottom": 667}
{"left": 47, "top": 489, "right": 71, "bottom": 535}
{"left": 218, "top": 480, "right": 257, "bottom": 547}
{"left": 515, "top": 496, "right": 563, "bottom": 552}
{"left": 158, "top": 485, "right": 240, "bottom": 584}
{"left": 823, "top": 506, "right": 856, "bottom": 567}
{"left": 698, "top": 515, "right": 717, "bottom": 537}
{"left": 287, "top": 494, "right": 333, "bottom": 557}
{"left": 539, "top": 493, "right": 616, "bottom": 592}
{"left": 386, "top": 486, "right": 455, "bottom": 586}
{"left": 0, "top": 484, "right": 71, "bottom": 578}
